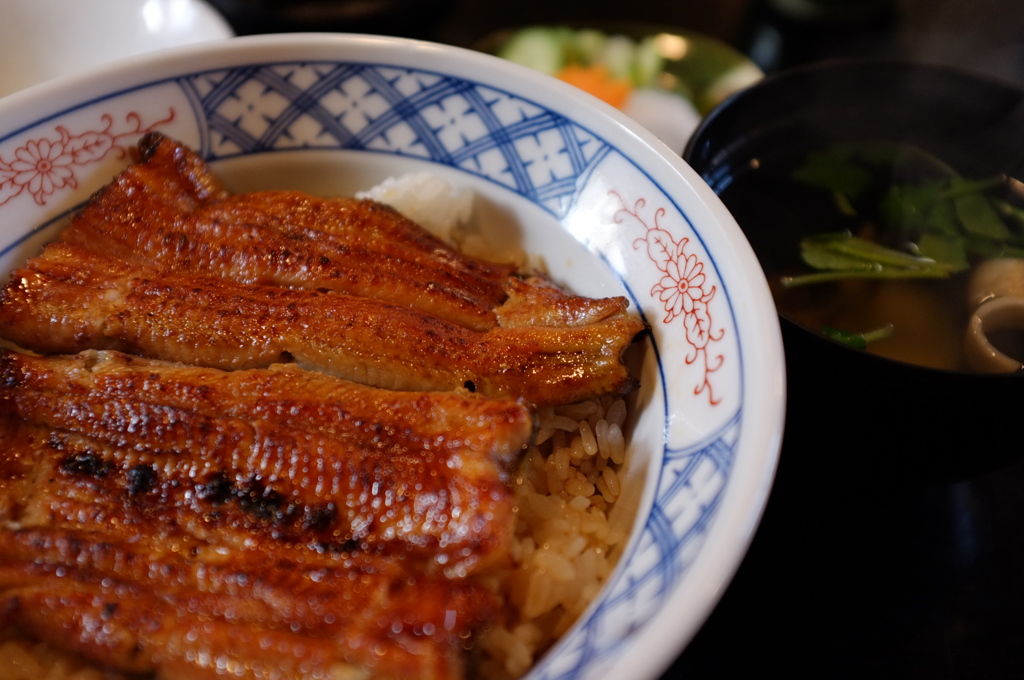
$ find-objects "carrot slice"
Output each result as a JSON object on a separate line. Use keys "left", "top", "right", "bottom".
{"left": 556, "top": 63, "right": 632, "bottom": 109}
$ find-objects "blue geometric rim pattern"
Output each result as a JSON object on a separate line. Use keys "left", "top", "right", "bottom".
{"left": 178, "top": 62, "right": 613, "bottom": 219}
{"left": 4, "top": 60, "right": 743, "bottom": 678}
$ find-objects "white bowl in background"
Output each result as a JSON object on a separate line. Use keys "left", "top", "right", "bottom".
{"left": 0, "top": 34, "right": 784, "bottom": 680}
{"left": 0, "top": 0, "right": 233, "bottom": 98}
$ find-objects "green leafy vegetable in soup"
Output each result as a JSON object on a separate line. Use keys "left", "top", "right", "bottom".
{"left": 787, "top": 144, "right": 1024, "bottom": 284}
{"left": 718, "top": 141, "right": 1024, "bottom": 370}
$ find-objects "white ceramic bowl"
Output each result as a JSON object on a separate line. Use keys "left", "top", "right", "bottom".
{"left": 0, "top": 34, "right": 785, "bottom": 680}
{"left": 0, "top": 0, "right": 233, "bottom": 98}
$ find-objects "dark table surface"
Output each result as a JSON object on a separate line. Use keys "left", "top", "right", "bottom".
{"left": 214, "top": 1, "right": 1024, "bottom": 677}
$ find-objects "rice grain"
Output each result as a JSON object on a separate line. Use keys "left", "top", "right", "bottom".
{"left": 482, "top": 392, "right": 632, "bottom": 679}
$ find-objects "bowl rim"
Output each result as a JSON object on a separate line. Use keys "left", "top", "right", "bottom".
{"left": 684, "top": 56, "right": 1024, "bottom": 174}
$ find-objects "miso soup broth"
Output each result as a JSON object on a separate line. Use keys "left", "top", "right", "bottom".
{"left": 718, "top": 141, "right": 1024, "bottom": 371}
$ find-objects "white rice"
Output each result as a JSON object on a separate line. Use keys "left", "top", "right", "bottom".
{"left": 355, "top": 172, "right": 473, "bottom": 242}
{"left": 358, "top": 172, "right": 533, "bottom": 269}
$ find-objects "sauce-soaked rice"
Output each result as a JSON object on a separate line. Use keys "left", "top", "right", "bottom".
{"left": 477, "top": 395, "right": 631, "bottom": 679}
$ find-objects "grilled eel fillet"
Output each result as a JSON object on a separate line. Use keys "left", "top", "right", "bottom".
{"left": 60, "top": 132, "right": 631, "bottom": 332}
{"left": 0, "top": 349, "right": 534, "bottom": 678}
{"left": 0, "top": 525, "right": 495, "bottom": 679}
{"left": 0, "top": 242, "right": 644, "bottom": 407}
{"left": 0, "top": 348, "right": 531, "bottom": 574}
